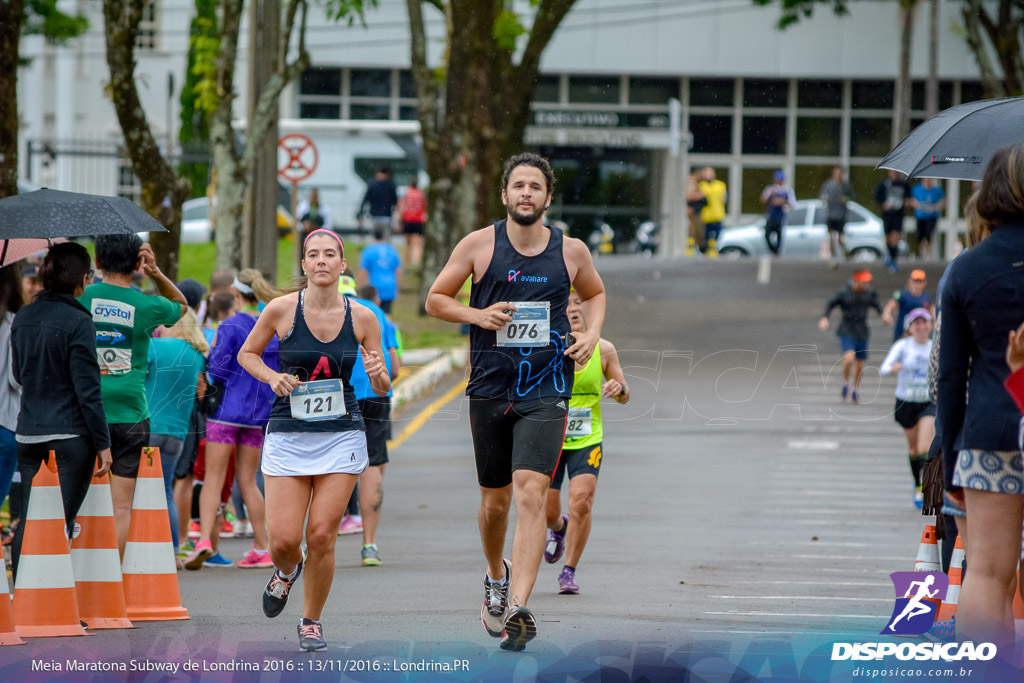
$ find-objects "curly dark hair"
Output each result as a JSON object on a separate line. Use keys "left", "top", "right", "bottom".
{"left": 501, "top": 153, "right": 555, "bottom": 195}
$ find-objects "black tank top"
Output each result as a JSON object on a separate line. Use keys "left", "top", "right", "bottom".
{"left": 266, "top": 291, "right": 364, "bottom": 433}
{"left": 468, "top": 219, "right": 573, "bottom": 401}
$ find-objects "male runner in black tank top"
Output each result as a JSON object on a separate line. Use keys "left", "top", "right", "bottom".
{"left": 426, "top": 153, "right": 606, "bottom": 651}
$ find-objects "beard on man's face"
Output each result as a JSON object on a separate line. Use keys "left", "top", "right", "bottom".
{"left": 506, "top": 199, "right": 547, "bottom": 226}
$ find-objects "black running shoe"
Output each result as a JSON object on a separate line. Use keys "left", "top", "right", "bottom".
{"left": 262, "top": 559, "right": 303, "bottom": 618}
{"left": 481, "top": 558, "right": 511, "bottom": 638}
{"left": 500, "top": 605, "right": 537, "bottom": 651}
{"left": 298, "top": 621, "right": 326, "bottom": 652}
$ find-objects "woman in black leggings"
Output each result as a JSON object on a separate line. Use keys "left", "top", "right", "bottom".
{"left": 10, "top": 242, "right": 111, "bottom": 578}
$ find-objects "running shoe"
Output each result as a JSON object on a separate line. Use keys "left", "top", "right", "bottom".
{"left": 481, "top": 558, "right": 511, "bottom": 638}
{"left": 544, "top": 514, "right": 568, "bottom": 564}
{"left": 361, "top": 544, "right": 382, "bottom": 567}
{"left": 298, "top": 620, "right": 327, "bottom": 651}
{"left": 178, "top": 541, "right": 194, "bottom": 559}
{"left": 203, "top": 552, "right": 234, "bottom": 568}
{"left": 889, "top": 263, "right": 899, "bottom": 274}
{"left": 913, "top": 487, "right": 924, "bottom": 509}
{"left": 262, "top": 558, "right": 303, "bottom": 618}
{"left": 557, "top": 567, "right": 579, "bottom": 594}
{"left": 338, "top": 515, "right": 363, "bottom": 536}
{"left": 500, "top": 604, "right": 537, "bottom": 651}
{"left": 187, "top": 520, "right": 200, "bottom": 540}
{"left": 220, "top": 519, "right": 237, "bottom": 538}
{"left": 841, "top": 384, "right": 849, "bottom": 401}
{"left": 239, "top": 547, "right": 274, "bottom": 568}
{"left": 184, "top": 538, "right": 213, "bottom": 570}
{"left": 850, "top": 390, "right": 859, "bottom": 404}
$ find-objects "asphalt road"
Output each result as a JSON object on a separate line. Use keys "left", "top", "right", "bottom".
{"left": 0, "top": 256, "right": 995, "bottom": 682}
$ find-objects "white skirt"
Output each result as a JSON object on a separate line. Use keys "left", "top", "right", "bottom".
{"left": 261, "top": 430, "right": 369, "bottom": 477}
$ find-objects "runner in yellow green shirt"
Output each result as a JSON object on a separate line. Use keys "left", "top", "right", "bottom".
{"left": 543, "top": 290, "right": 629, "bottom": 594}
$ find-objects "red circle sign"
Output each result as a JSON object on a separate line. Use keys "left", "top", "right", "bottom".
{"left": 278, "top": 134, "right": 318, "bottom": 182}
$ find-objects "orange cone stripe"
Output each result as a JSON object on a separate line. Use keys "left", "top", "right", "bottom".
{"left": 14, "top": 555, "right": 76, "bottom": 590}
{"left": 130, "top": 477, "right": 168, "bottom": 510}
{"left": 125, "top": 508, "right": 176, "bottom": 542}
{"left": 74, "top": 518, "right": 113, "bottom": 548}
{"left": 24, "top": 486, "right": 64, "bottom": 521}
{"left": 19, "top": 519, "right": 70, "bottom": 555}
{"left": 71, "top": 548, "right": 123, "bottom": 582}
{"left": 122, "top": 574, "right": 184, "bottom": 606}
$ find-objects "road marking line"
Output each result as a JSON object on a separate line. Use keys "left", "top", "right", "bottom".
{"left": 710, "top": 595, "right": 891, "bottom": 602}
{"left": 704, "top": 611, "right": 887, "bottom": 619}
{"left": 767, "top": 553, "right": 907, "bottom": 561}
{"left": 732, "top": 580, "right": 886, "bottom": 586}
{"left": 388, "top": 379, "right": 468, "bottom": 450}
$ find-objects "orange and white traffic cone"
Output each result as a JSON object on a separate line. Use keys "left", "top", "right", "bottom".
{"left": 12, "top": 452, "right": 90, "bottom": 637}
{"left": 0, "top": 561, "right": 25, "bottom": 645}
{"left": 935, "top": 534, "right": 964, "bottom": 624}
{"left": 71, "top": 469, "right": 134, "bottom": 629}
{"left": 122, "top": 447, "right": 189, "bottom": 621}
{"left": 913, "top": 524, "right": 941, "bottom": 572}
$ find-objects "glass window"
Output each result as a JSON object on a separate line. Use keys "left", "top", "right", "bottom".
{"left": 743, "top": 79, "right": 788, "bottom": 108}
{"left": 960, "top": 82, "right": 984, "bottom": 103}
{"left": 534, "top": 75, "right": 560, "bottom": 103}
{"left": 847, "top": 204, "right": 870, "bottom": 223}
{"left": 797, "top": 79, "right": 842, "bottom": 109}
{"left": 399, "top": 105, "right": 418, "bottom": 121}
{"left": 742, "top": 116, "right": 786, "bottom": 155}
{"left": 852, "top": 80, "right": 893, "bottom": 109}
{"left": 299, "top": 102, "right": 340, "bottom": 119}
{"left": 741, "top": 167, "right": 778, "bottom": 213}
{"left": 300, "top": 68, "right": 341, "bottom": 96}
{"left": 795, "top": 164, "right": 838, "bottom": 201}
{"left": 398, "top": 70, "right": 416, "bottom": 98}
{"left": 796, "top": 117, "right": 840, "bottom": 156}
{"left": 850, "top": 117, "right": 892, "bottom": 157}
{"left": 848, "top": 166, "right": 889, "bottom": 213}
{"left": 787, "top": 206, "right": 808, "bottom": 226}
{"left": 689, "top": 115, "right": 732, "bottom": 154}
{"left": 568, "top": 75, "right": 620, "bottom": 104}
{"left": 690, "top": 79, "right": 733, "bottom": 107}
{"left": 350, "top": 69, "right": 391, "bottom": 98}
{"left": 349, "top": 103, "right": 391, "bottom": 120}
{"left": 629, "top": 77, "right": 679, "bottom": 105}
{"left": 911, "top": 80, "right": 954, "bottom": 111}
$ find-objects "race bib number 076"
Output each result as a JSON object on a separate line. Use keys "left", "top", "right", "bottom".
{"left": 290, "top": 379, "right": 347, "bottom": 421}
{"left": 496, "top": 301, "right": 550, "bottom": 348}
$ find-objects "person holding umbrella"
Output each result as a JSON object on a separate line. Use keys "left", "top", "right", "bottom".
{"left": 9, "top": 242, "right": 112, "bottom": 578}
{"left": 79, "top": 234, "right": 186, "bottom": 556}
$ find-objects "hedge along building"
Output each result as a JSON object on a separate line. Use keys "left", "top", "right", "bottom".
{"left": 18, "top": 0, "right": 983, "bottom": 255}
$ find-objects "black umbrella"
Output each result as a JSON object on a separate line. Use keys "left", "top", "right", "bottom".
{"left": 0, "top": 188, "right": 166, "bottom": 241}
{"left": 877, "top": 96, "right": 1024, "bottom": 180}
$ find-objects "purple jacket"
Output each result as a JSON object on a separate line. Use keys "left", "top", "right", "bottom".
{"left": 208, "top": 312, "right": 279, "bottom": 427}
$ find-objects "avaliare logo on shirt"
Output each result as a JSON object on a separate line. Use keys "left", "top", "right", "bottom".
{"left": 507, "top": 269, "right": 548, "bottom": 284}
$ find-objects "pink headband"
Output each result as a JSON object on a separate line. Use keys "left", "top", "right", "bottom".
{"left": 302, "top": 229, "right": 345, "bottom": 259}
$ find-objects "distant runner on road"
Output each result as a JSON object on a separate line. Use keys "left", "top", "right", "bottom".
{"left": 819, "top": 269, "right": 885, "bottom": 404}
{"left": 543, "top": 289, "right": 629, "bottom": 595}
{"left": 426, "top": 152, "right": 606, "bottom": 652}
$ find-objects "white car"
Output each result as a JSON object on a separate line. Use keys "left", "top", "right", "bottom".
{"left": 716, "top": 200, "right": 887, "bottom": 261}
{"left": 180, "top": 197, "right": 213, "bottom": 243}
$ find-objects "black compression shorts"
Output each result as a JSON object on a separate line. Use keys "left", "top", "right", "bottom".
{"left": 469, "top": 396, "right": 568, "bottom": 488}
{"left": 358, "top": 396, "right": 391, "bottom": 467}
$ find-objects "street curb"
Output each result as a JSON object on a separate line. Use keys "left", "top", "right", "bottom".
{"left": 393, "top": 348, "right": 466, "bottom": 408}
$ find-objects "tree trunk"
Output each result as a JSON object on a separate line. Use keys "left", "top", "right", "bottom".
{"left": 103, "top": 0, "right": 189, "bottom": 279}
{"left": 0, "top": 0, "right": 25, "bottom": 200}
{"left": 892, "top": 0, "right": 916, "bottom": 146}
{"left": 925, "top": 0, "right": 938, "bottom": 119}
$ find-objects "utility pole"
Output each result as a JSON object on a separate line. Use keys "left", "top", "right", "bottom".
{"left": 243, "top": 0, "right": 281, "bottom": 281}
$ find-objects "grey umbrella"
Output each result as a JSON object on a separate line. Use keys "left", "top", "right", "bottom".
{"left": 877, "top": 96, "right": 1024, "bottom": 181}
{"left": 0, "top": 188, "right": 167, "bottom": 241}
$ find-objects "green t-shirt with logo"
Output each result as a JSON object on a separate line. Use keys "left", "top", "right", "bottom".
{"left": 79, "top": 282, "right": 183, "bottom": 424}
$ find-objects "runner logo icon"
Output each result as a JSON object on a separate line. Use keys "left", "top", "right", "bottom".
{"left": 882, "top": 571, "right": 949, "bottom": 635}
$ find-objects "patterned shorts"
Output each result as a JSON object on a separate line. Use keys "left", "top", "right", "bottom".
{"left": 952, "top": 449, "right": 1024, "bottom": 494}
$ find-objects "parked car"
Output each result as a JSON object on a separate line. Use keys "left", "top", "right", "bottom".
{"left": 180, "top": 197, "right": 213, "bottom": 243}
{"left": 716, "top": 200, "right": 887, "bottom": 261}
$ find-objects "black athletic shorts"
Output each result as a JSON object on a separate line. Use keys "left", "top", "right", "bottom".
{"left": 894, "top": 399, "right": 936, "bottom": 430}
{"left": 883, "top": 213, "right": 905, "bottom": 235}
{"left": 358, "top": 396, "right": 391, "bottom": 467}
{"left": 109, "top": 420, "right": 151, "bottom": 478}
{"left": 916, "top": 217, "right": 937, "bottom": 243}
{"left": 402, "top": 221, "right": 424, "bottom": 235}
{"left": 550, "top": 442, "right": 603, "bottom": 491}
{"left": 826, "top": 218, "right": 846, "bottom": 234}
{"left": 469, "top": 396, "right": 568, "bottom": 488}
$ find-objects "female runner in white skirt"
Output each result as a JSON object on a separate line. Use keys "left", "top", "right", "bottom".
{"left": 238, "top": 229, "right": 390, "bottom": 651}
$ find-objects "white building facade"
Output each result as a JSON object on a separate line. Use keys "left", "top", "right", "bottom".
{"left": 18, "top": 0, "right": 986, "bottom": 252}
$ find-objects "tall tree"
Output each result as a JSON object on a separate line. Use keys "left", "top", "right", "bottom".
{"left": 406, "top": 0, "right": 578, "bottom": 304}
{"left": 960, "top": 0, "right": 1024, "bottom": 97}
{"left": 104, "top": 0, "right": 191, "bottom": 278}
{"left": 0, "top": 1, "right": 88, "bottom": 199}
{"left": 179, "top": 0, "right": 219, "bottom": 199}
